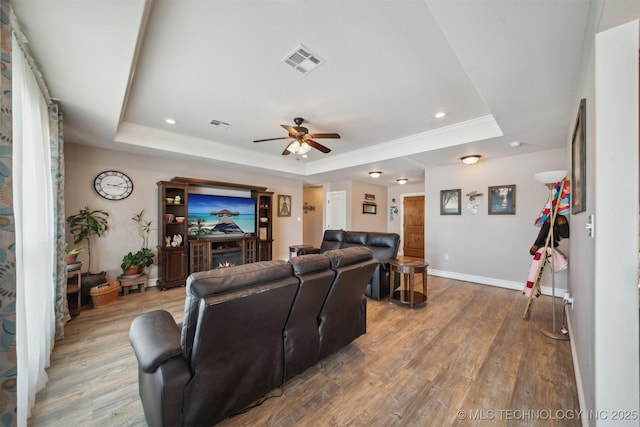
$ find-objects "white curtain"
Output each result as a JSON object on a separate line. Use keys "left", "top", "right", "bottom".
{"left": 12, "top": 32, "right": 55, "bottom": 425}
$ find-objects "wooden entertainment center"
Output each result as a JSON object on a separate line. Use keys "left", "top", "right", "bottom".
{"left": 157, "top": 177, "right": 273, "bottom": 290}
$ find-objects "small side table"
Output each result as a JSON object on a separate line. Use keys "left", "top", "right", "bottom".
{"left": 118, "top": 274, "right": 147, "bottom": 296}
{"left": 66, "top": 266, "right": 82, "bottom": 317}
{"left": 289, "top": 245, "right": 313, "bottom": 259}
{"left": 389, "top": 259, "right": 429, "bottom": 309}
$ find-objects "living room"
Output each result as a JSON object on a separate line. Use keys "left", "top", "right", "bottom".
{"left": 4, "top": 0, "right": 640, "bottom": 426}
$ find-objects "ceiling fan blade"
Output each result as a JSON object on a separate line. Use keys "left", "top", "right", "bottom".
{"left": 309, "top": 133, "right": 341, "bottom": 139}
{"left": 307, "top": 139, "right": 331, "bottom": 153}
{"left": 253, "top": 136, "right": 291, "bottom": 143}
{"left": 281, "top": 142, "right": 294, "bottom": 155}
{"left": 281, "top": 125, "right": 302, "bottom": 136}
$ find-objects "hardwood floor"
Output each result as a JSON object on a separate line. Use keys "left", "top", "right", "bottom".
{"left": 30, "top": 275, "right": 579, "bottom": 426}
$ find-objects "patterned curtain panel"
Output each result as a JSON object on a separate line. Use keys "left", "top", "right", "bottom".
{"left": 0, "top": 0, "right": 17, "bottom": 424}
{"left": 50, "top": 103, "right": 67, "bottom": 339}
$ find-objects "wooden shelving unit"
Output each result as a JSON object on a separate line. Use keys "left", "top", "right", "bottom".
{"left": 157, "top": 178, "right": 273, "bottom": 288}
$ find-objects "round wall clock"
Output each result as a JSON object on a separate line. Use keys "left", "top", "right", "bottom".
{"left": 93, "top": 170, "right": 133, "bottom": 200}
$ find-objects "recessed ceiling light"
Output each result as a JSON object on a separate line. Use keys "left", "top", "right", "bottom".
{"left": 434, "top": 111, "right": 448, "bottom": 119}
{"left": 510, "top": 140, "right": 522, "bottom": 148}
{"left": 165, "top": 118, "right": 177, "bottom": 125}
{"left": 369, "top": 171, "right": 382, "bottom": 178}
{"left": 396, "top": 178, "right": 409, "bottom": 185}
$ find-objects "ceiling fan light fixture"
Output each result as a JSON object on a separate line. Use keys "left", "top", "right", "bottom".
{"left": 461, "top": 155, "right": 481, "bottom": 165}
{"left": 287, "top": 141, "right": 301, "bottom": 154}
{"left": 396, "top": 178, "right": 409, "bottom": 185}
{"left": 369, "top": 171, "right": 382, "bottom": 178}
{"left": 299, "top": 142, "right": 312, "bottom": 155}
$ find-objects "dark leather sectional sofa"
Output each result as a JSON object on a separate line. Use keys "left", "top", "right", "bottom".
{"left": 297, "top": 229, "right": 401, "bottom": 300}
{"left": 129, "top": 246, "right": 377, "bottom": 426}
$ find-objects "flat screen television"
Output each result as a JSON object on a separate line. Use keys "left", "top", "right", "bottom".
{"left": 187, "top": 193, "right": 255, "bottom": 236}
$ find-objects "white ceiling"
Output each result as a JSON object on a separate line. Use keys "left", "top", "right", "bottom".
{"left": 11, "top": 0, "right": 634, "bottom": 187}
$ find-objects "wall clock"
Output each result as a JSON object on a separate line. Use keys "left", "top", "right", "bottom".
{"left": 93, "top": 170, "right": 133, "bottom": 200}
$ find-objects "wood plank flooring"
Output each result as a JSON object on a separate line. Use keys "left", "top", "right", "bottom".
{"left": 30, "top": 275, "right": 579, "bottom": 426}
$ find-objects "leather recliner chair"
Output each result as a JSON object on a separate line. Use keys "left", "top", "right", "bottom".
{"left": 298, "top": 230, "right": 400, "bottom": 300}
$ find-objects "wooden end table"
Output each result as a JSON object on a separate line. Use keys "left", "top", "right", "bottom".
{"left": 289, "top": 245, "right": 314, "bottom": 259}
{"left": 389, "top": 259, "right": 429, "bottom": 309}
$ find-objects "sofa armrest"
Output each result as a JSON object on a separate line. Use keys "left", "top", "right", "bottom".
{"left": 130, "top": 310, "right": 184, "bottom": 373}
{"left": 297, "top": 247, "right": 321, "bottom": 255}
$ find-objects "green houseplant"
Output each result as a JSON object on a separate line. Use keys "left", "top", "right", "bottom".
{"left": 121, "top": 210, "right": 154, "bottom": 275}
{"left": 66, "top": 206, "right": 109, "bottom": 273}
{"left": 121, "top": 248, "right": 154, "bottom": 275}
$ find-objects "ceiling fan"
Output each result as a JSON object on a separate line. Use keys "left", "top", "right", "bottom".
{"left": 253, "top": 117, "right": 340, "bottom": 155}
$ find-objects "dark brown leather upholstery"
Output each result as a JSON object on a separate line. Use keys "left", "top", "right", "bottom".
{"left": 129, "top": 248, "right": 375, "bottom": 426}
{"left": 298, "top": 230, "right": 401, "bottom": 300}
{"left": 284, "top": 254, "right": 334, "bottom": 381}
{"left": 319, "top": 247, "right": 377, "bottom": 358}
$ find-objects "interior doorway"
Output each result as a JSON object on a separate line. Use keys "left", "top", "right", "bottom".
{"left": 326, "top": 190, "right": 346, "bottom": 230}
{"left": 402, "top": 194, "right": 424, "bottom": 258}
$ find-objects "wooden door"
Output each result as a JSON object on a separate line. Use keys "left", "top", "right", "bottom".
{"left": 403, "top": 195, "right": 424, "bottom": 258}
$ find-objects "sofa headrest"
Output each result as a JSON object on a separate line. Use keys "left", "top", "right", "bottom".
{"left": 365, "top": 232, "right": 400, "bottom": 248}
{"left": 289, "top": 253, "right": 331, "bottom": 275}
{"left": 187, "top": 260, "right": 293, "bottom": 297}
{"left": 322, "top": 229, "right": 345, "bottom": 242}
{"left": 343, "top": 231, "right": 367, "bottom": 245}
{"left": 324, "top": 246, "right": 373, "bottom": 269}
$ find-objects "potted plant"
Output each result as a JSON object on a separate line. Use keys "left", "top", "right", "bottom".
{"left": 121, "top": 210, "right": 154, "bottom": 276}
{"left": 121, "top": 248, "right": 154, "bottom": 276}
{"left": 66, "top": 206, "right": 110, "bottom": 302}
{"left": 65, "top": 245, "right": 84, "bottom": 265}
{"left": 66, "top": 206, "right": 109, "bottom": 273}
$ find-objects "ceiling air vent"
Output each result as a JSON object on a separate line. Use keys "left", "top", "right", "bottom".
{"left": 209, "top": 119, "right": 230, "bottom": 130}
{"left": 281, "top": 45, "right": 324, "bottom": 75}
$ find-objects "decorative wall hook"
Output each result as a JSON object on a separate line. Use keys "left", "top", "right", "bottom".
{"left": 303, "top": 202, "right": 316, "bottom": 214}
{"left": 466, "top": 191, "right": 483, "bottom": 215}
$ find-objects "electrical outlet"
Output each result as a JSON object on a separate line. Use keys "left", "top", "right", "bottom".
{"left": 563, "top": 292, "right": 574, "bottom": 309}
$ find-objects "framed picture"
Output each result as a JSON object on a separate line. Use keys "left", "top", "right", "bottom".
{"left": 362, "top": 202, "right": 377, "bottom": 214}
{"left": 488, "top": 185, "right": 516, "bottom": 215}
{"left": 364, "top": 193, "right": 375, "bottom": 201}
{"left": 440, "top": 189, "right": 461, "bottom": 215}
{"left": 571, "top": 98, "right": 586, "bottom": 214}
{"left": 277, "top": 194, "right": 292, "bottom": 217}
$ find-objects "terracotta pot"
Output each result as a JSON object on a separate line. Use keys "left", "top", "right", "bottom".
{"left": 65, "top": 253, "right": 79, "bottom": 265}
{"left": 123, "top": 266, "right": 142, "bottom": 276}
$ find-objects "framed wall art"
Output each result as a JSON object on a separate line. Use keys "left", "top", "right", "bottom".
{"left": 488, "top": 185, "right": 516, "bottom": 215}
{"left": 440, "top": 189, "right": 461, "bottom": 215}
{"left": 571, "top": 98, "right": 586, "bottom": 214}
{"left": 362, "top": 202, "right": 377, "bottom": 214}
{"left": 277, "top": 194, "right": 292, "bottom": 217}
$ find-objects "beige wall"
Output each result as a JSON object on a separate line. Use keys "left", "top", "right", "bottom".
{"left": 302, "top": 186, "right": 324, "bottom": 247}
{"left": 350, "top": 180, "right": 387, "bottom": 232}
{"left": 64, "top": 143, "right": 303, "bottom": 284}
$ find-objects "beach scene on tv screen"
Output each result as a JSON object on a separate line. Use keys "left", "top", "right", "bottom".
{"left": 188, "top": 193, "right": 255, "bottom": 236}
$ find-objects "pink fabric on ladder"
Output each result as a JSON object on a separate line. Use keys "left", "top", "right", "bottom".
{"left": 524, "top": 248, "right": 568, "bottom": 297}
{"left": 524, "top": 248, "right": 544, "bottom": 298}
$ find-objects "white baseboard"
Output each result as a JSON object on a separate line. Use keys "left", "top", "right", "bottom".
{"left": 565, "top": 307, "right": 588, "bottom": 427}
{"left": 427, "top": 269, "right": 567, "bottom": 297}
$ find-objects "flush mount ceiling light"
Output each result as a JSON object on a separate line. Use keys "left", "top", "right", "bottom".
{"left": 369, "top": 171, "right": 383, "bottom": 178}
{"left": 396, "top": 178, "right": 409, "bottom": 185}
{"left": 434, "top": 111, "right": 448, "bottom": 119}
{"left": 461, "top": 155, "right": 482, "bottom": 165}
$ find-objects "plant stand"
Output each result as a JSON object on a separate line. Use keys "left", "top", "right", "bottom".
{"left": 119, "top": 274, "right": 147, "bottom": 296}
